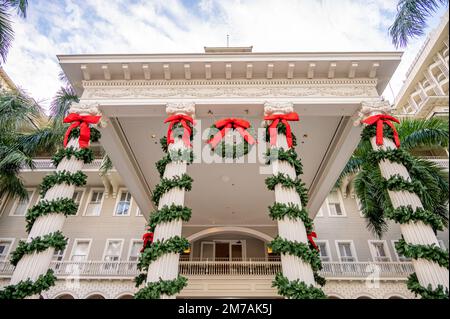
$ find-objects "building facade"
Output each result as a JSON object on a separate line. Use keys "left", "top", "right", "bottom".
{"left": 0, "top": 15, "right": 448, "bottom": 299}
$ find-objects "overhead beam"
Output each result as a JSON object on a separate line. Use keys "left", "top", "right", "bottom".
{"left": 328, "top": 62, "right": 337, "bottom": 78}
{"left": 225, "top": 63, "right": 232, "bottom": 79}
{"left": 307, "top": 63, "right": 316, "bottom": 79}
{"left": 163, "top": 64, "right": 171, "bottom": 80}
{"left": 122, "top": 64, "right": 131, "bottom": 80}
{"left": 142, "top": 64, "right": 151, "bottom": 80}
{"left": 205, "top": 64, "right": 212, "bottom": 79}
{"left": 246, "top": 63, "right": 253, "bottom": 79}
{"left": 81, "top": 64, "right": 90, "bottom": 80}
{"left": 101, "top": 64, "right": 111, "bottom": 80}
{"left": 348, "top": 62, "right": 358, "bottom": 78}
{"left": 184, "top": 64, "right": 191, "bottom": 80}
{"left": 369, "top": 62, "right": 380, "bottom": 78}
{"left": 287, "top": 63, "right": 295, "bottom": 79}
{"left": 266, "top": 63, "right": 274, "bottom": 79}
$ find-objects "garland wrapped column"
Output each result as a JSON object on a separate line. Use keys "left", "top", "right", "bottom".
{"left": 263, "top": 102, "right": 326, "bottom": 299}
{"left": 134, "top": 102, "right": 195, "bottom": 299}
{"left": 358, "top": 100, "right": 449, "bottom": 299}
{"left": 0, "top": 103, "right": 101, "bottom": 299}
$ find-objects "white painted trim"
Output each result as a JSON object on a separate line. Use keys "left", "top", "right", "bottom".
{"left": 355, "top": 196, "right": 365, "bottom": 217}
{"left": 83, "top": 187, "right": 105, "bottom": 216}
{"left": 102, "top": 238, "right": 125, "bottom": 261}
{"left": 212, "top": 239, "right": 247, "bottom": 260}
{"left": 72, "top": 188, "right": 86, "bottom": 216}
{"left": 113, "top": 188, "right": 133, "bottom": 216}
{"left": 136, "top": 207, "right": 143, "bottom": 216}
{"left": 438, "top": 240, "right": 446, "bottom": 250}
{"left": 69, "top": 238, "right": 93, "bottom": 261}
{"left": 326, "top": 190, "right": 347, "bottom": 217}
{"left": 0, "top": 238, "right": 15, "bottom": 261}
{"left": 335, "top": 240, "right": 358, "bottom": 262}
{"left": 186, "top": 227, "right": 274, "bottom": 243}
{"left": 9, "top": 188, "right": 35, "bottom": 216}
{"left": 315, "top": 240, "right": 331, "bottom": 262}
{"left": 315, "top": 201, "right": 325, "bottom": 217}
{"left": 368, "top": 239, "right": 392, "bottom": 262}
{"left": 127, "top": 238, "right": 143, "bottom": 261}
{"left": 200, "top": 241, "right": 215, "bottom": 260}
{"left": 52, "top": 238, "right": 70, "bottom": 262}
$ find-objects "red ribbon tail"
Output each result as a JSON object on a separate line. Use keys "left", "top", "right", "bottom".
{"left": 208, "top": 127, "right": 227, "bottom": 149}
{"left": 376, "top": 120, "right": 384, "bottom": 146}
{"left": 63, "top": 122, "right": 80, "bottom": 148}
{"left": 181, "top": 120, "right": 192, "bottom": 148}
{"left": 282, "top": 120, "right": 293, "bottom": 148}
{"left": 268, "top": 120, "right": 279, "bottom": 146}
{"left": 235, "top": 126, "right": 256, "bottom": 145}
{"left": 78, "top": 122, "right": 91, "bottom": 149}
{"left": 167, "top": 123, "right": 175, "bottom": 145}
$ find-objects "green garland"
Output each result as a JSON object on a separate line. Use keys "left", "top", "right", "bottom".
{"left": 360, "top": 125, "right": 395, "bottom": 142}
{"left": 269, "top": 236, "right": 322, "bottom": 272}
{"left": 272, "top": 273, "right": 326, "bottom": 299}
{"left": 268, "top": 202, "right": 313, "bottom": 233}
{"left": 314, "top": 272, "right": 326, "bottom": 287}
{"left": 10, "top": 231, "right": 67, "bottom": 266}
{"left": 134, "top": 276, "right": 188, "bottom": 299}
{"left": 134, "top": 273, "right": 147, "bottom": 287}
{"left": 365, "top": 148, "right": 415, "bottom": 168}
{"left": 137, "top": 236, "right": 190, "bottom": 272}
{"left": 68, "top": 126, "right": 101, "bottom": 143}
{"left": 25, "top": 198, "right": 78, "bottom": 233}
{"left": 382, "top": 174, "right": 426, "bottom": 197}
{"left": 0, "top": 269, "right": 57, "bottom": 299}
{"left": 395, "top": 238, "right": 449, "bottom": 269}
{"left": 406, "top": 273, "right": 449, "bottom": 299}
{"left": 159, "top": 122, "right": 195, "bottom": 153}
{"left": 264, "top": 122, "right": 298, "bottom": 147}
{"left": 52, "top": 147, "right": 94, "bottom": 166}
{"left": 155, "top": 149, "right": 194, "bottom": 178}
{"left": 148, "top": 204, "right": 192, "bottom": 232}
{"left": 385, "top": 205, "right": 445, "bottom": 231}
{"left": 265, "top": 173, "right": 309, "bottom": 207}
{"left": 207, "top": 124, "right": 256, "bottom": 159}
{"left": 39, "top": 170, "right": 87, "bottom": 197}
{"left": 265, "top": 148, "right": 303, "bottom": 176}
{"left": 151, "top": 174, "right": 193, "bottom": 206}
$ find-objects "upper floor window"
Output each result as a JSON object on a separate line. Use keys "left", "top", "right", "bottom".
{"left": 114, "top": 190, "right": 132, "bottom": 216}
{"left": 316, "top": 241, "right": 330, "bottom": 262}
{"left": 84, "top": 190, "right": 103, "bottom": 216}
{"left": 136, "top": 208, "right": 143, "bottom": 217}
{"left": 328, "top": 190, "right": 345, "bottom": 217}
{"left": 369, "top": 241, "right": 391, "bottom": 262}
{"left": 70, "top": 240, "right": 91, "bottom": 261}
{"left": 72, "top": 190, "right": 84, "bottom": 215}
{"left": 103, "top": 240, "right": 123, "bottom": 262}
{"left": 0, "top": 239, "right": 13, "bottom": 261}
{"left": 392, "top": 240, "right": 411, "bottom": 262}
{"left": 11, "top": 190, "right": 34, "bottom": 216}
{"left": 337, "top": 242, "right": 356, "bottom": 262}
{"left": 128, "top": 240, "right": 143, "bottom": 262}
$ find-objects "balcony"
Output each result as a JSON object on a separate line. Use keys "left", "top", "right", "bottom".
{"left": 0, "top": 260, "right": 414, "bottom": 280}
{"left": 420, "top": 156, "right": 449, "bottom": 170}
{"left": 21, "top": 159, "right": 105, "bottom": 171}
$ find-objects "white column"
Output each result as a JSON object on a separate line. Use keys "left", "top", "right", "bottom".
{"left": 145, "top": 102, "right": 195, "bottom": 299}
{"left": 264, "top": 102, "right": 315, "bottom": 287}
{"left": 9, "top": 103, "right": 102, "bottom": 298}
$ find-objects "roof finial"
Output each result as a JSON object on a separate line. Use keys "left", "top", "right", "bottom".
{"left": 226, "top": 34, "right": 229, "bottom": 47}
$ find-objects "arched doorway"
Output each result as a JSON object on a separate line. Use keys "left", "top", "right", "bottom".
{"left": 117, "top": 294, "right": 133, "bottom": 299}
{"left": 55, "top": 294, "right": 75, "bottom": 299}
{"left": 356, "top": 296, "right": 372, "bottom": 299}
{"left": 86, "top": 294, "right": 106, "bottom": 299}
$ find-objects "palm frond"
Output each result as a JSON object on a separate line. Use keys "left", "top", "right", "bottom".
{"left": 396, "top": 117, "right": 449, "bottom": 150}
{"left": 100, "top": 155, "right": 113, "bottom": 176}
{"left": 0, "top": 6, "right": 14, "bottom": 63}
{"left": 335, "top": 157, "right": 363, "bottom": 188}
{"left": 49, "top": 86, "right": 79, "bottom": 120}
{"left": 389, "top": 0, "right": 448, "bottom": 48}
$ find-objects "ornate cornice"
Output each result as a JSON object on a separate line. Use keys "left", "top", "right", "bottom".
{"left": 166, "top": 102, "right": 195, "bottom": 116}
{"left": 353, "top": 99, "right": 393, "bottom": 126}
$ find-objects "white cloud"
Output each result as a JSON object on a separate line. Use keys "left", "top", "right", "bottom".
{"left": 1, "top": 0, "right": 447, "bottom": 109}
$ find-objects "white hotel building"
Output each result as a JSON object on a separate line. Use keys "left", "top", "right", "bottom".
{"left": 0, "top": 13, "right": 448, "bottom": 300}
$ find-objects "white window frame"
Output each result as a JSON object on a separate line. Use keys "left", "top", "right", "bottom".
{"left": 113, "top": 188, "right": 133, "bottom": 217}
{"left": 9, "top": 189, "right": 35, "bottom": 216}
{"left": 71, "top": 188, "right": 86, "bottom": 216}
{"left": 0, "top": 238, "right": 15, "bottom": 261}
{"left": 127, "top": 239, "right": 143, "bottom": 261}
{"left": 102, "top": 239, "right": 124, "bottom": 262}
{"left": 69, "top": 239, "right": 92, "bottom": 261}
{"left": 391, "top": 240, "right": 411, "bottom": 262}
{"left": 355, "top": 196, "right": 365, "bottom": 217}
{"left": 335, "top": 240, "right": 358, "bottom": 262}
{"left": 83, "top": 188, "right": 105, "bottom": 217}
{"left": 200, "top": 240, "right": 247, "bottom": 261}
{"left": 368, "top": 240, "right": 392, "bottom": 262}
{"left": 52, "top": 239, "right": 69, "bottom": 262}
{"left": 136, "top": 207, "right": 143, "bottom": 217}
{"left": 315, "top": 240, "right": 331, "bottom": 262}
{"left": 315, "top": 201, "right": 326, "bottom": 218}
{"left": 326, "top": 190, "right": 347, "bottom": 217}
{"left": 0, "top": 193, "right": 8, "bottom": 217}
{"left": 438, "top": 240, "right": 446, "bottom": 250}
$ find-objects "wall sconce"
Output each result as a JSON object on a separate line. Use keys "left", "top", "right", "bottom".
{"left": 267, "top": 247, "right": 273, "bottom": 254}
{"left": 183, "top": 247, "right": 191, "bottom": 254}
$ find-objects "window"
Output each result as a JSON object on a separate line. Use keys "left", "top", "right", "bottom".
{"left": 128, "top": 240, "right": 143, "bottom": 262}
{"left": 0, "top": 239, "right": 14, "bottom": 261}
{"left": 136, "top": 208, "right": 143, "bottom": 216}
{"left": 11, "top": 190, "right": 34, "bottom": 216}
{"left": 438, "top": 240, "right": 446, "bottom": 250}
{"left": 327, "top": 190, "right": 345, "bottom": 217}
{"left": 369, "top": 241, "right": 391, "bottom": 262}
{"left": 316, "top": 241, "right": 330, "bottom": 262}
{"left": 114, "top": 190, "right": 132, "bottom": 216}
{"left": 337, "top": 241, "right": 356, "bottom": 262}
{"left": 392, "top": 240, "right": 411, "bottom": 262}
{"left": 70, "top": 240, "right": 91, "bottom": 261}
{"left": 52, "top": 245, "right": 67, "bottom": 270}
{"left": 356, "top": 197, "right": 364, "bottom": 217}
{"left": 84, "top": 190, "right": 103, "bottom": 216}
{"left": 103, "top": 240, "right": 123, "bottom": 262}
{"left": 72, "top": 190, "right": 84, "bottom": 215}
{"left": 315, "top": 201, "right": 326, "bottom": 218}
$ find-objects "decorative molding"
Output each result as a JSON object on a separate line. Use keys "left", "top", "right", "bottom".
{"left": 166, "top": 102, "right": 196, "bottom": 117}
{"left": 263, "top": 101, "right": 294, "bottom": 116}
{"left": 354, "top": 99, "right": 392, "bottom": 126}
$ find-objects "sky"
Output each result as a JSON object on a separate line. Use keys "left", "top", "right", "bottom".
{"left": 1, "top": 0, "right": 448, "bottom": 110}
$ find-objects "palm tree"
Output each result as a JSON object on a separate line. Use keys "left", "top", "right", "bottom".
{"left": 337, "top": 117, "right": 449, "bottom": 237}
{"left": 389, "top": 0, "right": 448, "bottom": 48}
{"left": 0, "top": 0, "right": 28, "bottom": 63}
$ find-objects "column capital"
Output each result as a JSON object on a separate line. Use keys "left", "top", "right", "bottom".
{"left": 263, "top": 101, "right": 294, "bottom": 116}
{"left": 166, "top": 102, "right": 195, "bottom": 117}
{"left": 354, "top": 99, "right": 392, "bottom": 126}
{"left": 69, "top": 102, "right": 107, "bottom": 128}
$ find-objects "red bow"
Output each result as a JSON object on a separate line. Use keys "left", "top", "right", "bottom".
{"left": 165, "top": 114, "right": 194, "bottom": 148}
{"left": 140, "top": 232, "right": 154, "bottom": 252}
{"left": 63, "top": 113, "right": 101, "bottom": 149}
{"left": 307, "top": 232, "right": 319, "bottom": 251}
{"left": 264, "top": 112, "right": 299, "bottom": 148}
{"left": 207, "top": 118, "right": 257, "bottom": 149}
{"left": 362, "top": 114, "right": 401, "bottom": 148}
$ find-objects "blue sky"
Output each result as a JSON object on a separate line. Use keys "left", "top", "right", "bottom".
{"left": 2, "top": 0, "right": 448, "bottom": 109}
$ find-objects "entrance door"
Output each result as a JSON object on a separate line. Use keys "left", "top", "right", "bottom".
{"left": 215, "top": 242, "right": 230, "bottom": 261}
{"left": 201, "top": 242, "right": 215, "bottom": 261}
{"left": 231, "top": 242, "right": 243, "bottom": 261}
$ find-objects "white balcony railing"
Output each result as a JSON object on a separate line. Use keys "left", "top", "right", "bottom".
{"left": 420, "top": 156, "right": 449, "bottom": 170}
{"left": 0, "top": 260, "right": 414, "bottom": 279}
{"left": 21, "top": 159, "right": 104, "bottom": 171}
